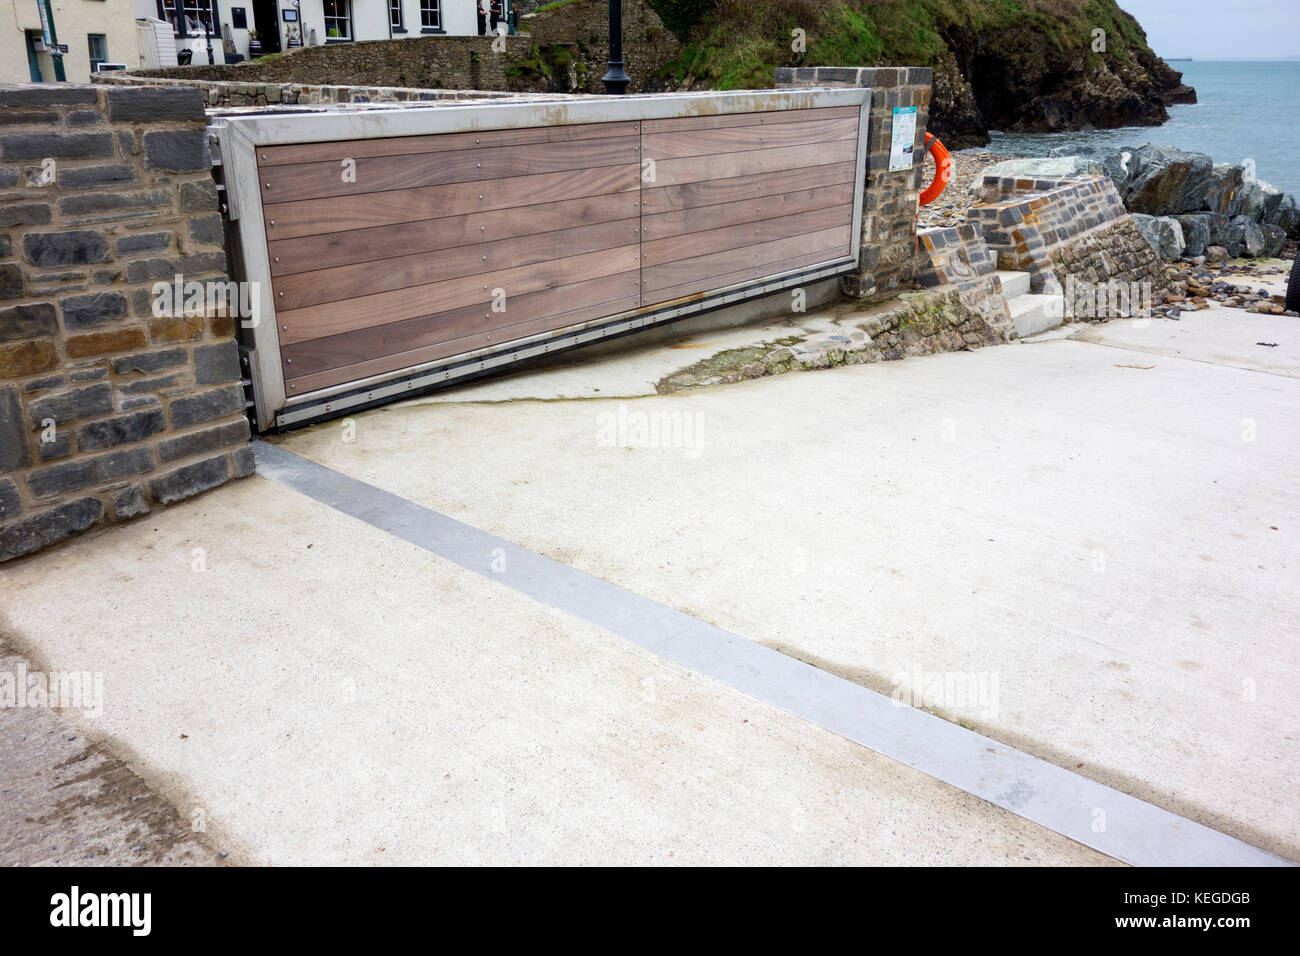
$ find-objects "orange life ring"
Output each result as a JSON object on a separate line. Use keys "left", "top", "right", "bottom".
{"left": 919, "top": 133, "right": 951, "bottom": 207}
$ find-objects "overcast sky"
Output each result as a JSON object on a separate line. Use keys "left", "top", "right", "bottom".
{"left": 1120, "top": 0, "right": 1299, "bottom": 60}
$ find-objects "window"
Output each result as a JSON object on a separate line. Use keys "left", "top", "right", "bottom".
{"left": 324, "top": 0, "right": 352, "bottom": 40}
{"left": 389, "top": 0, "right": 403, "bottom": 30}
{"left": 420, "top": 0, "right": 439, "bottom": 29}
{"left": 159, "top": 0, "right": 214, "bottom": 37}
{"left": 87, "top": 34, "right": 107, "bottom": 72}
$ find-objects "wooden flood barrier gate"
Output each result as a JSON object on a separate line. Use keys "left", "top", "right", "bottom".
{"left": 214, "top": 89, "right": 871, "bottom": 430}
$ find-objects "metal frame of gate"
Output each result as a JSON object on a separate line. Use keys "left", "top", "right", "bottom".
{"left": 212, "top": 88, "right": 871, "bottom": 431}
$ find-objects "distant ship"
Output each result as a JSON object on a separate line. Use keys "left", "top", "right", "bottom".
{"left": 1166, "top": 57, "right": 1193, "bottom": 61}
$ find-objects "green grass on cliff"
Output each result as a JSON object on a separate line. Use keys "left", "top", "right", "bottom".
{"left": 657, "top": 0, "right": 1158, "bottom": 89}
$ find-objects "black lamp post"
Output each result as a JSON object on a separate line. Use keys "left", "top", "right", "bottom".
{"left": 202, "top": 12, "right": 215, "bottom": 65}
{"left": 601, "top": 0, "right": 630, "bottom": 94}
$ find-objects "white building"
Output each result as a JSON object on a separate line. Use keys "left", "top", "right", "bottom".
{"left": 3, "top": 0, "right": 140, "bottom": 83}
{"left": 132, "top": 0, "right": 509, "bottom": 64}
{"left": 3, "top": 0, "right": 511, "bottom": 82}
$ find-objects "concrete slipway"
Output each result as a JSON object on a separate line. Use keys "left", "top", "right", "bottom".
{"left": 1, "top": 303, "right": 1297, "bottom": 866}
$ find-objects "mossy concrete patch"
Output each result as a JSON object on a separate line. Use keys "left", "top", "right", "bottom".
{"left": 655, "top": 289, "right": 1013, "bottom": 393}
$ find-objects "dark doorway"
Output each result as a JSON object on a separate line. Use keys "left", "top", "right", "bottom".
{"left": 252, "top": 0, "right": 282, "bottom": 53}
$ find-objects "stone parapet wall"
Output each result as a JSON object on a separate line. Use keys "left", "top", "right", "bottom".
{"left": 968, "top": 174, "right": 1135, "bottom": 291}
{"left": 93, "top": 73, "right": 545, "bottom": 109}
{"left": 775, "top": 65, "right": 933, "bottom": 302}
{"left": 93, "top": 36, "right": 532, "bottom": 92}
{"left": 915, "top": 222, "right": 1013, "bottom": 339}
{"left": 1048, "top": 219, "right": 1168, "bottom": 300}
{"left": 917, "top": 222, "right": 999, "bottom": 289}
{"left": 1, "top": 83, "right": 252, "bottom": 562}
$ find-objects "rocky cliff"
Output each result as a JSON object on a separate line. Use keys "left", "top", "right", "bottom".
{"left": 659, "top": 0, "right": 1195, "bottom": 148}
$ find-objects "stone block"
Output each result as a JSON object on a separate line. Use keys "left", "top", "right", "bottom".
{"left": 143, "top": 129, "right": 210, "bottom": 172}
{"left": 193, "top": 341, "right": 240, "bottom": 385}
{"left": 106, "top": 85, "right": 205, "bottom": 123}
{"left": 169, "top": 385, "right": 244, "bottom": 428}
{"left": 60, "top": 291, "right": 128, "bottom": 330}
{"left": 157, "top": 418, "right": 249, "bottom": 462}
{"left": 75, "top": 407, "right": 166, "bottom": 451}
{"left": 22, "top": 230, "right": 109, "bottom": 268}
{"left": 26, "top": 383, "right": 114, "bottom": 427}
{"left": 148, "top": 453, "right": 229, "bottom": 504}
{"left": 0, "top": 497, "right": 103, "bottom": 562}
{"left": 0, "top": 303, "right": 57, "bottom": 342}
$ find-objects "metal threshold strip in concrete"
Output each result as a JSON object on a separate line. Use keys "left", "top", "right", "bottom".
{"left": 252, "top": 440, "right": 1292, "bottom": 867}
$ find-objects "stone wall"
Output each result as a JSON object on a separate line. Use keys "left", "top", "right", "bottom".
{"left": 103, "top": 36, "right": 532, "bottom": 92}
{"left": 967, "top": 174, "right": 1159, "bottom": 292}
{"left": 1048, "top": 218, "right": 1167, "bottom": 297}
{"left": 94, "top": 74, "right": 548, "bottom": 110}
{"left": 914, "top": 222, "right": 1013, "bottom": 339}
{"left": 92, "top": 0, "right": 679, "bottom": 96}
{"left": 775, "top": 65, "right": 933, "bottom": 302}
{"left": 1, "top": 83, "right": 252, "bottom": 562}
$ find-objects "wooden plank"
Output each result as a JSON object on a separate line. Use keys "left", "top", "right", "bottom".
{"left": 261, "top": 135, "right": 640, "bottom": 203}
{"left": 258, "top": 121, "right": 638, "bottom": 166}
{"left": 268, "top": 192, "right": 639, "bottom": 277}
{"left": 275, "top": 217, "right": 640, "bottom": 310}
{"left": 287, "top": 294, "right": 646, "bottom": 394}
{"left": 645, "top": 247, "right": 854, "bottom": 308}
{"left": 281, "top": 270, "right": 641, "bottom": 383}
{"left": 277, "top": 244, "right": 640, "bottom": 344}
{"left": 640, "top": 162, "right": 855, "bottom": 216}
{"left": 286, "top": 295, "right": 643, "bottom": 395}
{"left": 263, "top": 163, "right": 639, "bottom": 240}
{"left": 641, "top": 182, "right": 853, "bottom": 241}
{"left": 262, "top": 104, "right": 868, "bottom": 398}
{"left": 641, "top": 225, "right": 850, "bottom": 295}
{"left": 642, "top": 115, "right": 859, "bottom": 160}
{"left": 650, "top": 140, "right": 857, "bottom": 188}
{"left": 640, "top": 105, "right": 858, "bottom": 135}
{"left": 641, "top": 206, "right": 848, "bottom": 269}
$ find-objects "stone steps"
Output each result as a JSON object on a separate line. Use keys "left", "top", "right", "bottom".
{"left": 999, "top": 269, "right": 1064, "bottom": 337}
{"left": 997, "top": 270, "right": 1032, "bottom": 298}
{"left": 1007, "top": 290, "right": 1066, "bottom": 338}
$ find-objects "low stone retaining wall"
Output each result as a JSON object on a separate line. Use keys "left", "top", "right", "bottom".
{"left": 915, "top": 221, "right": 1007, "bottom": 320}
{"left": 93, "top": 73, "right": 549, "bottom": 109}
{"left": 95, "top": 36, "right": 533, "bottom": 94}
{"left": 969, "top": 174, "right": 1161, "bottom": 293}
{"left": 1, "top": 83, "right": 252, "bottom": 562}
{"left": 1049, "top": 219, "right": 1167, "bottom": 294}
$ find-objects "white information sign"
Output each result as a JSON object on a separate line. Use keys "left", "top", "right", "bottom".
{"left": 889, "top": 106, "right": 918, "bottom": 172}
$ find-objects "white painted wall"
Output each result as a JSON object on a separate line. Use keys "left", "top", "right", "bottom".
{"left": 0, "top": 0, "right": 507, "bottom": 85}
{"left": 130, "top": 0, "right": 263, "bottom": 62}
{"left": 2, "top": 0, "right": 140, "bottom": 83}
{"left": 289, "top": 0, "right": 489, "bottom": 47}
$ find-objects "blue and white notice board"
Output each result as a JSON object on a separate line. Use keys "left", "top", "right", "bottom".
{"left": 888, "top": 106, "right": 918, "bottom": 172}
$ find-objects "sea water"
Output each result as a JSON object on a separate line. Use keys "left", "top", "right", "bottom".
{"left": 979, "top": 60, "right": 1300, "bottom": 196}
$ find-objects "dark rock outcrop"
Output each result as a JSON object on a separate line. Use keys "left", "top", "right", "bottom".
{"left": 926, "top": 52, "right": 985, "bottom": 150}
{"left": 662, "top": 1, "right": 1195, "bottom": 148}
